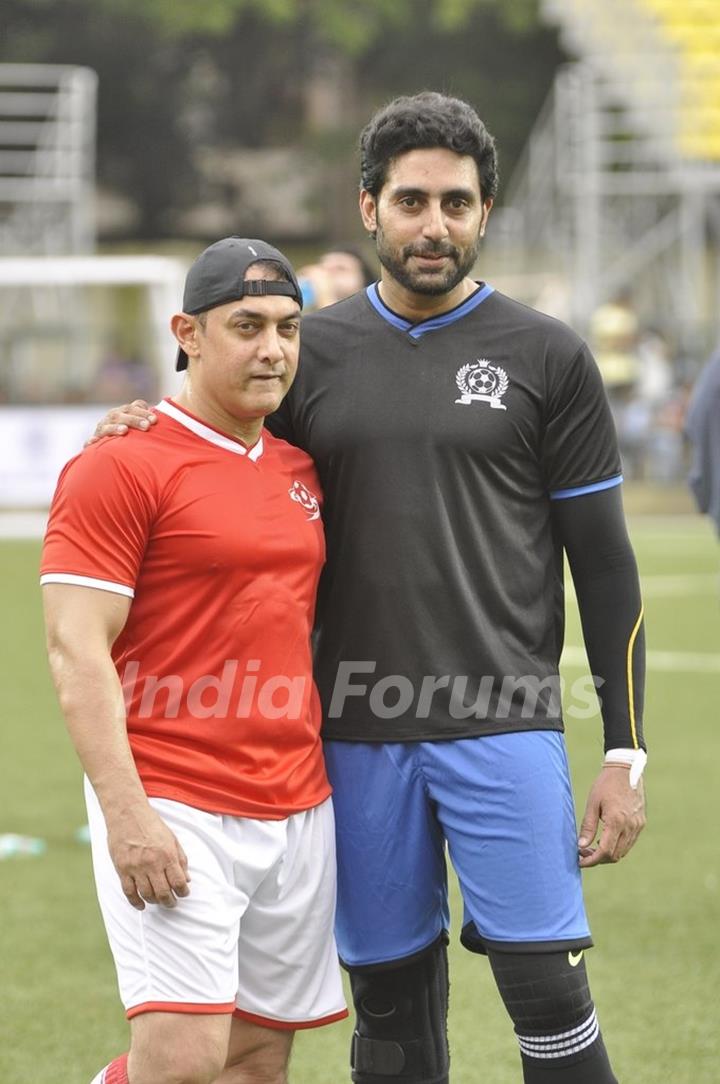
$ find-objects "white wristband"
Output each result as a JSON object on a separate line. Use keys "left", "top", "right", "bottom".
{"left": 604, "top": 748, "right": 647, "bottom": 788}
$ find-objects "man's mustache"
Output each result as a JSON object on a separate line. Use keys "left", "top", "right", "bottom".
{"left": 404, "top": 244, "right": 458, "bottom": 260}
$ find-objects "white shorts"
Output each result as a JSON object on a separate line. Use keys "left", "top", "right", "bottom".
{"left": 85, "top": 780, "right": 347, "bottom": 1029}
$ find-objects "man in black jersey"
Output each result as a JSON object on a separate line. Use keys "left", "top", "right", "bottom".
{"left": 91, "top": 92, "right": 646, "bottom": 1084}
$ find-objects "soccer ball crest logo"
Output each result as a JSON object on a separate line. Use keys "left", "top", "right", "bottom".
{"left": 455, "top": 360, "right": 509, "bottom": 409}
{"left": 289, "top": 480, "right": 321, "bottom": 521}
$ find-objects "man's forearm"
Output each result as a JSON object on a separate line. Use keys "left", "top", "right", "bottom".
{"left": 47, "top": 641, "right": 147, "bottom": 813}
{"left": 552, "top": 486, "right": 646, "bottom": 752}
{"left": 47, "top": 636, "right": 191, "bottom": 908}
{"left": 571, "top": 563, "right": 645, "bottom": 751}
{"left": 42, "top": 551, "right": 190, "bottom": 909}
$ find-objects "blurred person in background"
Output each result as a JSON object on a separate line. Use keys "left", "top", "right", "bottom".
{"left": 589, "top": 292, "right": 641, "bottom": 396}
{"left": 685, "top": 346, "right": 720, "bottom": 538}
{"left": 588, "top": 293, "right": 647, "bottom": 478}
{"left": 42, "top": 238, "right": 346, "bottom": 1084}
{"left": 91, "top": 92, "right": 646, "bottom": 1084}
{"left": 635, "top": 328, "right": 679, "bottom": 484}
{"left": 297, "top": 243, "right": 376, "bottom": 310}
{"left": 90, "top": 347, "right": 159, "bottom": 405}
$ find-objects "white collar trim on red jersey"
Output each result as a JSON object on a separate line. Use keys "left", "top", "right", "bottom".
{"left": 156, "top": 399, "right": 264, "bottom": 461}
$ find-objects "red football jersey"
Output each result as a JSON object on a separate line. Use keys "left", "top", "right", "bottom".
{"left": 41, "top": 398, "right": 329, "bottom": 818}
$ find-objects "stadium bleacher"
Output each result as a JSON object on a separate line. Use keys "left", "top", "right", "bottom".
{"left": 544, "top": 0, "right": 720, "bottom": 162}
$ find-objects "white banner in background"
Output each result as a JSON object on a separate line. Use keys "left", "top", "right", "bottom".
{"left": 0, "top": 406, "right": 118, "bottom": 508}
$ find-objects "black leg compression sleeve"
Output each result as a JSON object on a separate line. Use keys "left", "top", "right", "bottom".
{"left": 488, "top": 950, "right": 618, "bottom": 1083}
{"left": 349, "top": 935, "right": 450, "bottom": 1084}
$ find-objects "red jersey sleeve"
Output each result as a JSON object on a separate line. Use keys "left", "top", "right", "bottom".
{"left": 41, "top": 439, "right": 159, "bottom": 597}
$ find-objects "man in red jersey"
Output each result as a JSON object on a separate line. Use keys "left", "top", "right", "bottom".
{"left": 41, "top": 238, "right": 347, "bottom": 1084}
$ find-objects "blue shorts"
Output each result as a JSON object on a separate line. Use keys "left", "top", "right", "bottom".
{"left": 324, "top": 731, "right": 592, "bottom": 968}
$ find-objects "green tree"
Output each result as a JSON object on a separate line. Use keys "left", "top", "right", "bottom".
{"left": 0, "top": 0, "right": 563, "bottom": 239}
{"left": 91, "top": 0, "right": 540, "bottom": 45}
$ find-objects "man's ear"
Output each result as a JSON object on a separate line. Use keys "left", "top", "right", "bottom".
{"left": 479, "top": 197, "right": 494, "bottom": 238}
{"left": 171, "top": 312, "right": 201, "bottom": 360}
{"left": 359, "top": 189, "right": 378, "bottom": 235}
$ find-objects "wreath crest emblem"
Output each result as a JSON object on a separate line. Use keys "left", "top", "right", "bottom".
{"left": 454, "top": 360, "right": 509, "bottom": 410}
{"left": 289, "top": 480, "right": 321, "bottom": 521}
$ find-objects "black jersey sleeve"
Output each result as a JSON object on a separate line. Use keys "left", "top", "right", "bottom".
{"left": 552, "top": 485, "right": 646, "bottom": 752}
{"left": 265, "top": 390, "right": 297, "bottom": 445}
{"left": 542, "top": 343, "right": 621, "bottom": 494}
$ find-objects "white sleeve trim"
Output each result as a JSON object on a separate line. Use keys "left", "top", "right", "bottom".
{"left": 40, "top": 573, "right": 135, "bottom": 598}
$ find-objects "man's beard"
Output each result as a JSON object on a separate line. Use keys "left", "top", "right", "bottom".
{"left": 374, "top": 221, "right": 482, "bottom": 296}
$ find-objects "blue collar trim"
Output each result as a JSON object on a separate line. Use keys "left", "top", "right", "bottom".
{"left": 366, "top": 282, "right": 495, "bottom": 338}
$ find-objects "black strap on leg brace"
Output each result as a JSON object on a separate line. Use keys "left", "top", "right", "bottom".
{"left": 349, "top": 934, "right": 450, "bottom": 1084}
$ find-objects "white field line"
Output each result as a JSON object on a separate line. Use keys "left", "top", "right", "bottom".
{"left": 566, "top": 573, "right": 718, "bottom": 600}
{"left": 637, "top": 572, "right": 715, "bottom": 598}
{"left": 561, "top": 645, "right": 720, "bottom": 673}
{"left": 637, "top": 574, "right": 718, "bottom": 597}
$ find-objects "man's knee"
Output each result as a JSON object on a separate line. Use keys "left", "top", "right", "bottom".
{"left": 129, "top": 1011, "right": 230, "bottom": 1084}
{"left": 128, "top": 1052, "right": 222, "bottom": 1084}
{"left": 348, "top": 934, "right": 449, "bottom": 1084}
{"left": 224, "top": 1016, "right": 294, "bottom": 1084}
{"left": 488, "top": 949, "right": 618, "bottom": 1083}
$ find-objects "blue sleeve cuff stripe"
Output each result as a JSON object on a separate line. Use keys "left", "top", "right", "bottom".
{"left": 550, "top": 474, "right": 623, "bottom": 500}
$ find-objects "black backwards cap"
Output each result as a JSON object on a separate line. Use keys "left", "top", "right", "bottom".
{"left": 176, "top": 237, "right": 302, "bottom": 371}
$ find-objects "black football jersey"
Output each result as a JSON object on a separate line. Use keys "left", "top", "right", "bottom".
{"left": 267, "top": 284, "right": 621, "bottom": 741}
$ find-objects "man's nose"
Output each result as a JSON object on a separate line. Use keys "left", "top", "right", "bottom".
{"left": 257, "top": 328, "right": 286, "bottom": 364}
{"left": 422, "top": 201, "right": 450, "bottom": 241}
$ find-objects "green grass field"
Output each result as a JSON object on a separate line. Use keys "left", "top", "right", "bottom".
{"left": 1, "top": 517, "right": 718, "bottom": 1083}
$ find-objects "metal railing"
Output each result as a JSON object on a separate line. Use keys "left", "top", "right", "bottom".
{"left": 0, "top": 64, "right": 97, "bottom": 255}
{"left": 500, "top": 2, "right": 720, "bottom": 352}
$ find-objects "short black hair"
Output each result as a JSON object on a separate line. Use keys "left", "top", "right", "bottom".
{"left": 360, "top": 91, "right": 499, "bottom": 203}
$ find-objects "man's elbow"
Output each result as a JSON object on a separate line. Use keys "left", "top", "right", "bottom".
{"left": 44, "top": 627, "right": 83, "bottom": 700}
{"left": 43, "top": 614, "right": 107, "bottom": 692}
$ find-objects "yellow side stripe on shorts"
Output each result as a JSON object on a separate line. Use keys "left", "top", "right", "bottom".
{"left": 626, "top": 604, "right": 644, "bottom": 749}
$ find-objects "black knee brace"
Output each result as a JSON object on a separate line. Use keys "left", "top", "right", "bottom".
{"left": 348, "top": 934, "right": 450, "bottom": 1084}
{"left": 488, "top": 949, "right": 618, "bottom": 1083}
